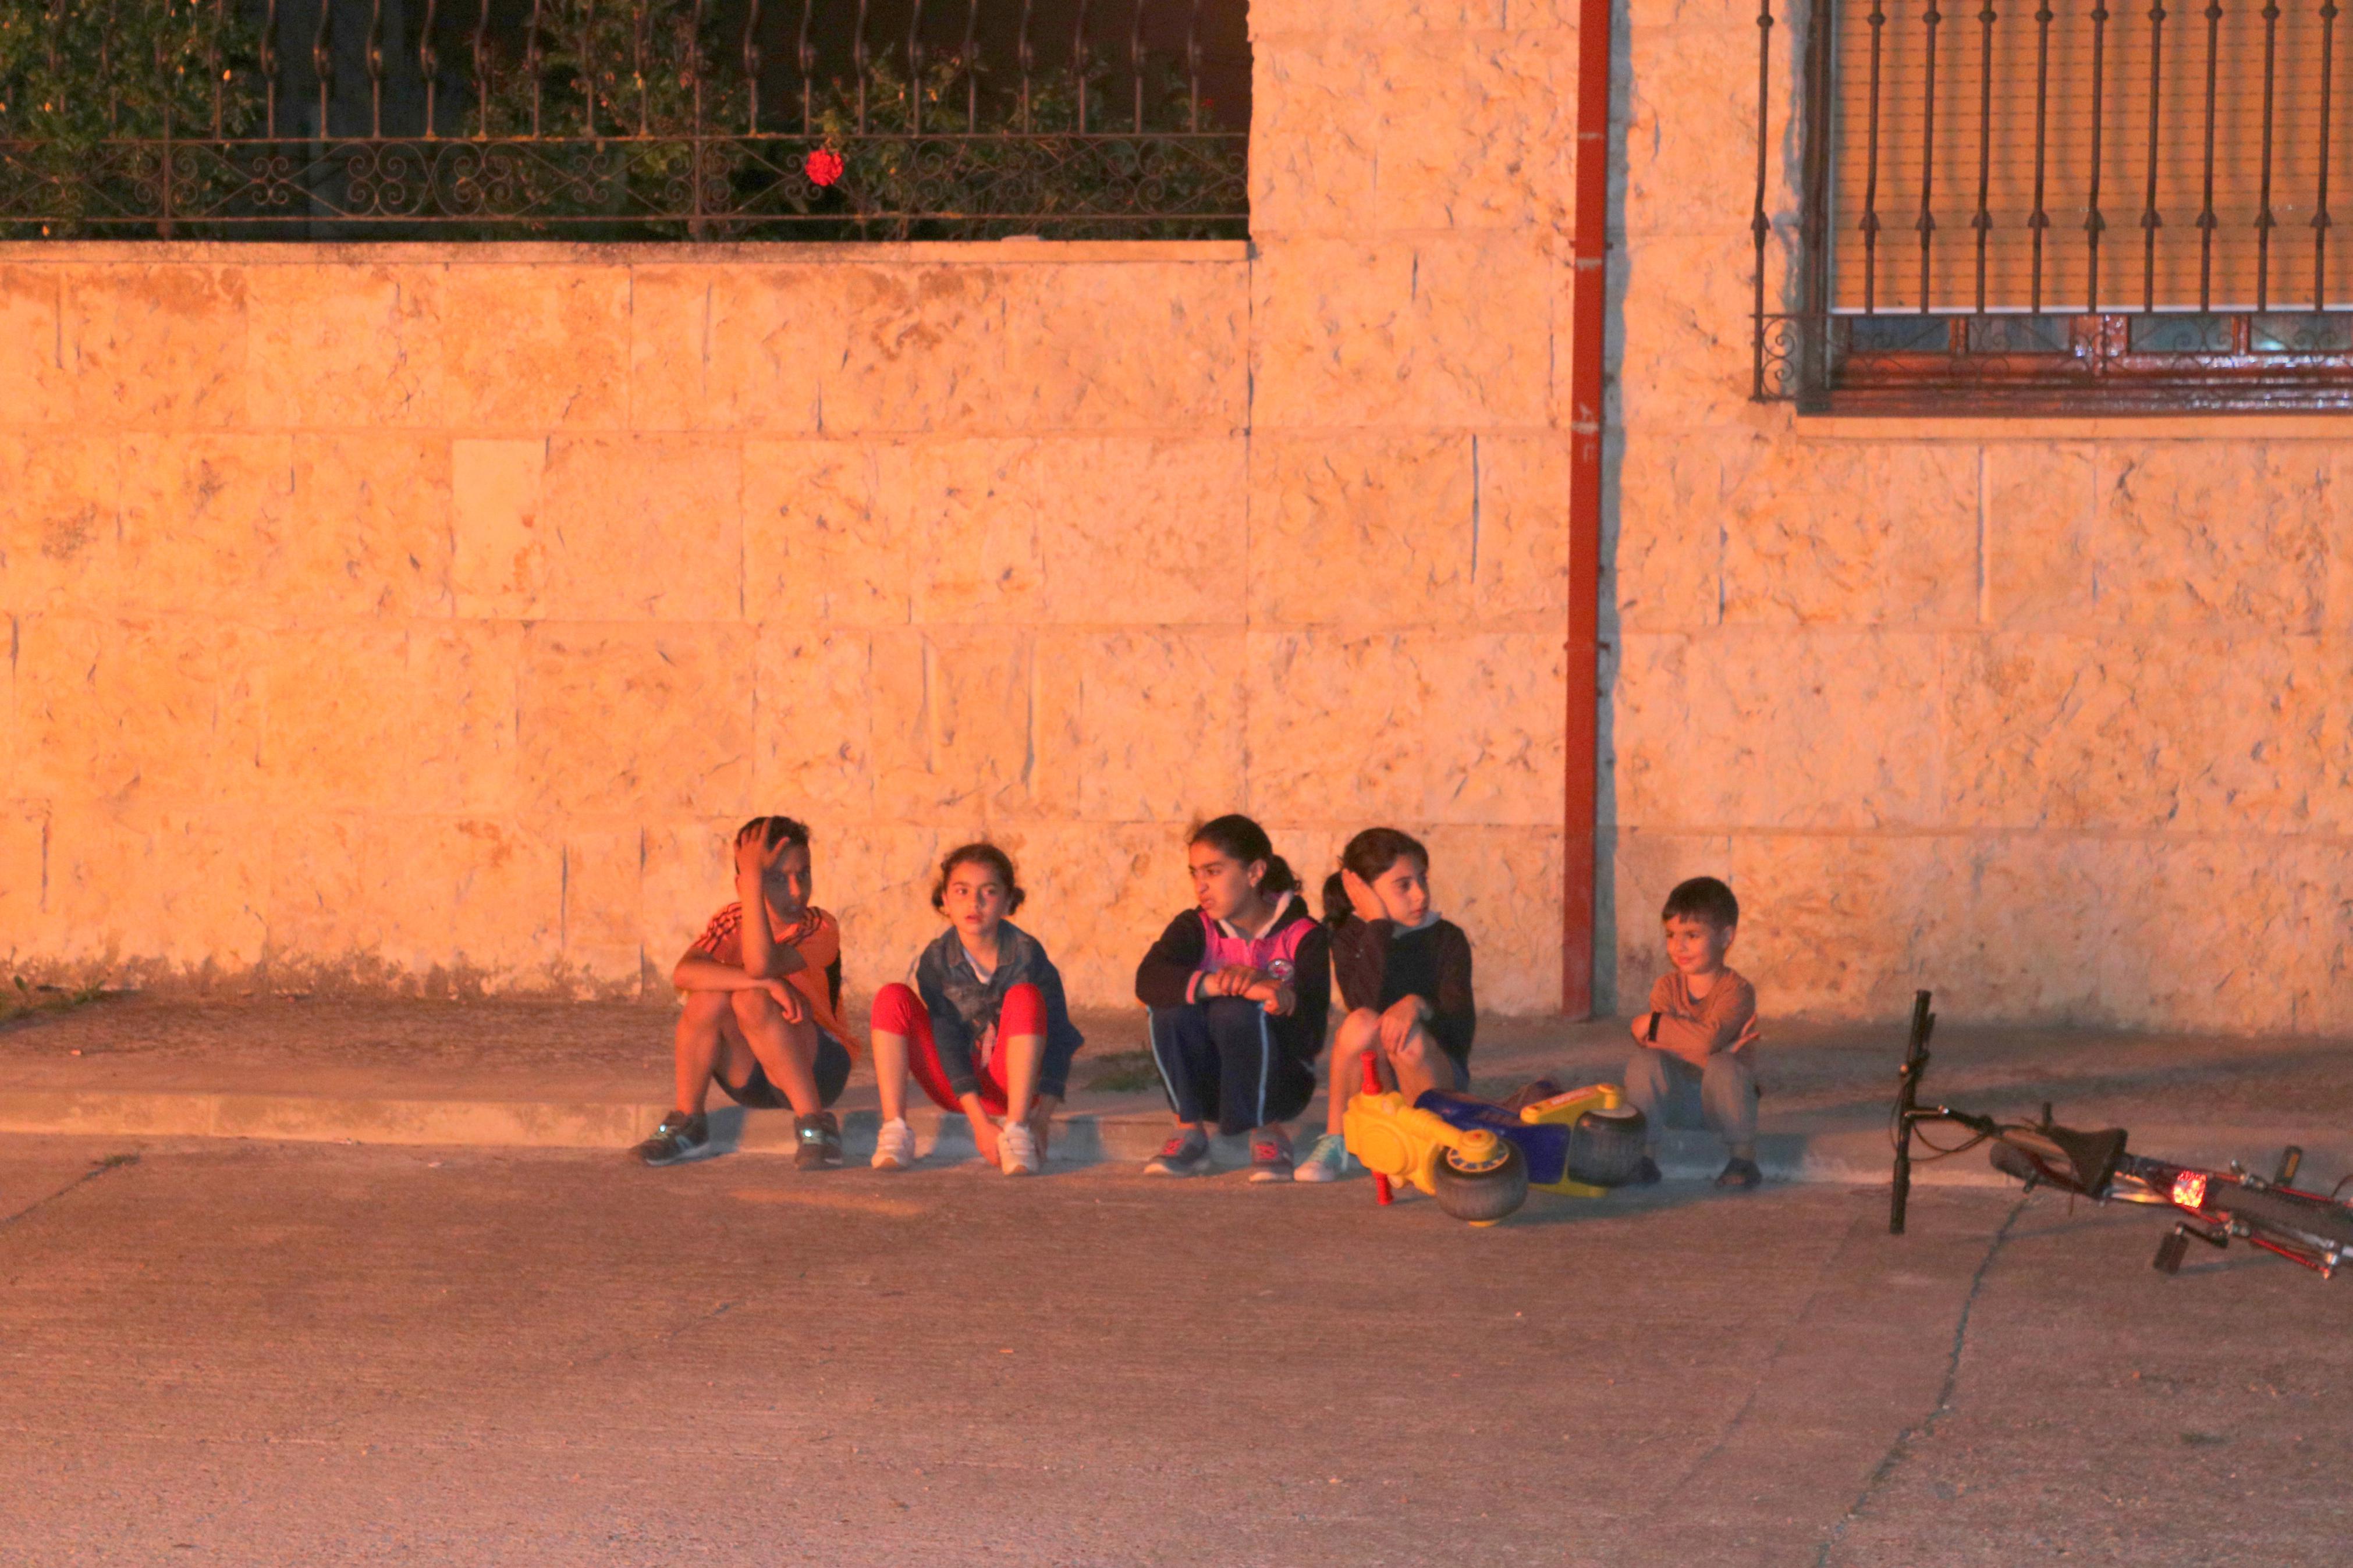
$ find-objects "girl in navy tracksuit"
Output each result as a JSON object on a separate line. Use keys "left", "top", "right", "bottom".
{"left": 1133, "top": 815, "right": 1332, "bottom": 1182}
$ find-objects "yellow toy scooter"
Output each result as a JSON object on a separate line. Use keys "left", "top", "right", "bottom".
{"left": 1341, "top": 1060, "right": 1648, "bottom": 1225}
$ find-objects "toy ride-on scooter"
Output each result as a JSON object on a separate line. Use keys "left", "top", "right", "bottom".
{"left": 1341, "top": 1055, "right": 1651, "bottom": 1225}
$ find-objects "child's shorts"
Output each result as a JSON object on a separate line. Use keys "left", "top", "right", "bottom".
{"left": 874, "top": 982, "right": 1046, "bottom": 1116}
{"left": 718, "top": 1029, "right": 851, "bottom": 1110}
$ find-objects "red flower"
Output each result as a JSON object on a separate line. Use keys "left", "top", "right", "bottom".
{"left": 805, "top": 148, "right": 844, "bottom": 188}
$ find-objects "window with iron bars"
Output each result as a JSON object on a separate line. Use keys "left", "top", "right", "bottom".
{"left": 0, "top": 0, "right": 1248, "bottom": 241}
{"left": 1751, "top": 0, "right": 2353, "bottom": 413}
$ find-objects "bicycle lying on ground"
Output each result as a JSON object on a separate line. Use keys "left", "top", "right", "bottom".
{"left": 1889, "top": 990, "right": 2353, "bottom": 1279}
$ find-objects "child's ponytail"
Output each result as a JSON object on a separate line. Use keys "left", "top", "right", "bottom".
{"left": 1321, "top": 872, "right": 1353, "bottom": 930}
{"left": 1188, "top": 814, "right": 1300, "bottom": 897}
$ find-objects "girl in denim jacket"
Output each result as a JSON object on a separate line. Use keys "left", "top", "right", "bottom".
{"left": 869, "top": 842, "right": 1084, "bottom": 1175}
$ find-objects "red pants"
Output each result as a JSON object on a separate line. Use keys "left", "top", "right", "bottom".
{"left": 872, "top": 982, "right": 1046, "bottom": 1115}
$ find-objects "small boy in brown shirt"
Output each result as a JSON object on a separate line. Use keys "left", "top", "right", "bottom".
{"left": 1625, "top": 876, "right": 1762, "bottom": 1190}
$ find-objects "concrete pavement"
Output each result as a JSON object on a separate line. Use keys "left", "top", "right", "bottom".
{"left": 2, "top": 1134, "right": 2347, "bottom": 1566}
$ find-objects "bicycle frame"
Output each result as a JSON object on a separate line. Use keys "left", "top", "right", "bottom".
{"left": 1887, "top": 989, "right": 2351, "bottom": 1279}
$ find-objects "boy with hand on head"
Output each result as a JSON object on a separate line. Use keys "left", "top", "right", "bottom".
{"left": 633, "top": 816, "right": 858, "bottom": 1172}
{"left": 1624, "top": 876, "right": 1762, "bottom": 1191}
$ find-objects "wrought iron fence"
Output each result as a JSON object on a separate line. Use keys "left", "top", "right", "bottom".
{"left": 1749, "top": 0, "right": 2353, "bottom": 413}
{"left": 0, "top": 0, "right": 1248, "bottom": 240}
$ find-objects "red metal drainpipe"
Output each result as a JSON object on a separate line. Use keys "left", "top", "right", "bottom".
{"left": 1562, "top": 0, "right": 1614, "bottom": 1019}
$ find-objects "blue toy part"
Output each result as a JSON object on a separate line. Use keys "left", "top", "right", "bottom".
{"left": 1417, "top": 1091, "right": 1575, "bottom": 1186}
{"left": 1417, "top": 1085, "right": 1646, "bottom": 1193}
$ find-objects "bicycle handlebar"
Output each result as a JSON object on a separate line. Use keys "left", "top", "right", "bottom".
{"left": 1887, "top": 989, "right": 1936, "bottom": 1236}
{"left": 1887, "top": 990, "right": 2352, "bottom": 1278}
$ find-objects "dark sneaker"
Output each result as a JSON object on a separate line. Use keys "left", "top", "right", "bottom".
{"left": 634, "top": 1111, "right": 709, "bottom": 1167}
{"left": 1715, "top": 1156, "right": 1762, "bottom": 1191}
{"left": 795, "top": 1111, "right": 843, "bottom": 1171}
{"left": 1144, "top": 1128, "right": 1212, "bottom": 1177}
{"left": 1630, "top": 1155, "right": 1663, "bottom": 1186}
{"left": 1245, "top": 1132, "right": 1294, "bottom": 1184}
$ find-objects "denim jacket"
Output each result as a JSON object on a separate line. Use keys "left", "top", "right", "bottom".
{"left": 913, "top": 920, "right": 1086, "bottom": 1100}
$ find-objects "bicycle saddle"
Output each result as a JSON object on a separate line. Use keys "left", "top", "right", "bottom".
{"left": 1990, "top": 1123, "right": 2128, "bottom": 1196}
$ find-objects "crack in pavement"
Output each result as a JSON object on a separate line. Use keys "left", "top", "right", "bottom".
{"left": 1810, "top": 1191, "right": 2032, "bottom": 1567}
{"left": 1648, "top": 1207, "right": 1872, "bottom": 1509}
{"left": 0, "top": 1153, "right": 141, "bottom": 1233}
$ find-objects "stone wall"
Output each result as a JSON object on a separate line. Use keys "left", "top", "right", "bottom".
{"left": 9, "top": 1, "right": 2338, "bottom": 1033}
{"left": 0, "top": 239, "right": 1569, "bottom": 1014}
{"left": 1245, "top": 0, "right": 1580, "bottom": 1015}
{"left": 1597, "top": 4, "right": 2353, "bottom": 1031}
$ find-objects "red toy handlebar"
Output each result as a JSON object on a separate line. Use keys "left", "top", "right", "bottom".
{"left": 1360, "top": 1050, "right": 1392, "bottom": 1206}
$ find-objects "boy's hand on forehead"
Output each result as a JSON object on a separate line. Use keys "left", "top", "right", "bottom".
{"left": 734, "top": 834, "right": 785, "bottom": 879}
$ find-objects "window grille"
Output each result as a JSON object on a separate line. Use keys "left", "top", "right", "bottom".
{"left": 0, "top": 0, "right": 1248, "bottom": 241}
{"left": 1752, "top": 0, "right": 2353, "bottom": 412}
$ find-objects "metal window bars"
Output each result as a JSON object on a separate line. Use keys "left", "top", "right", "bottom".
{"left": 0, "top": 0, "right": 1247, "bottom": 240}
{"left": 1752, "top": 0, "right": 2353, "bottom": 412}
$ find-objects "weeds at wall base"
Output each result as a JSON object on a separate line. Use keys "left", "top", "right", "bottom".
{"left": 1, "top": 975, "right": 113, "bottom": 1029}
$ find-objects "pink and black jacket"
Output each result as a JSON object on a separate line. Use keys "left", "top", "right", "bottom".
{"left": 1133, "top": 893, "right": 1333, "bottom": 1064}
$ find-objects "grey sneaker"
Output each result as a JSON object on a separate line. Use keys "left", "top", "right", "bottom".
{"left": 1246, "top": 1131, "right": 1295, "bottom": 1183}
{"left": 634, "top": 1111, "right": 709, "bottom": 1167}
{"left": 795, "top": 1111, "right": 843, "bottom": 1171}
{"left": 1144, "top": 1128, "right": 1212, "bottom": 1177}
{"left": 1292, "top": 1132, "right": 1354, "bottom": 1183}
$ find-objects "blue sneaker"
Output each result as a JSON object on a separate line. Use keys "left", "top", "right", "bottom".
{"left": 1292, "top": 1132, "right": 1354, "bottom": 1183}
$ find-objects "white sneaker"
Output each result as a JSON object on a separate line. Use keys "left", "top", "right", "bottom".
{"left": 1293, "top": 1132, "right": 1354, "bottom": 1182}
{"left": 998, "top": 1119, "right": 1040, "bottom": 1176}
{"left": 871, "top": 1117, "right": 916, "bottom": 1171}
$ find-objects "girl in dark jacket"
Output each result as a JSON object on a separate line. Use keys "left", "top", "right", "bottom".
{"left": 1296, "top": 827, "right": 1476, "bottom": 1183}
{"left": 1133, "top": 815, "right": 1332, "bottom": 1182}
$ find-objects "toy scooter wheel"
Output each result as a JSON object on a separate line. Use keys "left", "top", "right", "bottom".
{"left": 1432, "top": 1140, "right": 1529, "bottom": 1225}
{"left": 1566, "top": 1105, "right": 1648, "bottom": 1187}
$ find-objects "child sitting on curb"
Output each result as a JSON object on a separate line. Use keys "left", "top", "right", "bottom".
{"left": 1295, "top": 827, "right": 1476, "bottom": 1183}
{"left": 633, "top": 816, "right": 856, "bottom": 1171}
{"left": 1624, "top": 876, "right": 1762, "bottom": 1190}
{"left": 1134, "top": 815, "right": 1332, "bottom": 1182}
{"left": 868, "top": 842, "right": 1084, "bottom": 1176}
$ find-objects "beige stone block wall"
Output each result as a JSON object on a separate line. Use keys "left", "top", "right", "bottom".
{"left": 0, "top": 230, "right": 1569, "bottom": 1020}
{"left": 1607, "top": 4, "right": 2353, "bottom": 1032}
{"left": 1246, "top": 0, "right": 1578, "bottom": 1016}
{"left": 15, "top": 0, "right": 2327, "bottom": 1038}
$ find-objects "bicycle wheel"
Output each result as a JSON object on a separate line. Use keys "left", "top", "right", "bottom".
{"left": 2207, "top": 1183, "right": 2353, "bottom": 1254}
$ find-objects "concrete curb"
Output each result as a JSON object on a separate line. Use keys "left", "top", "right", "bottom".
{"left": 4, "top": 1086, "right": 2336, "bottom": 1190}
